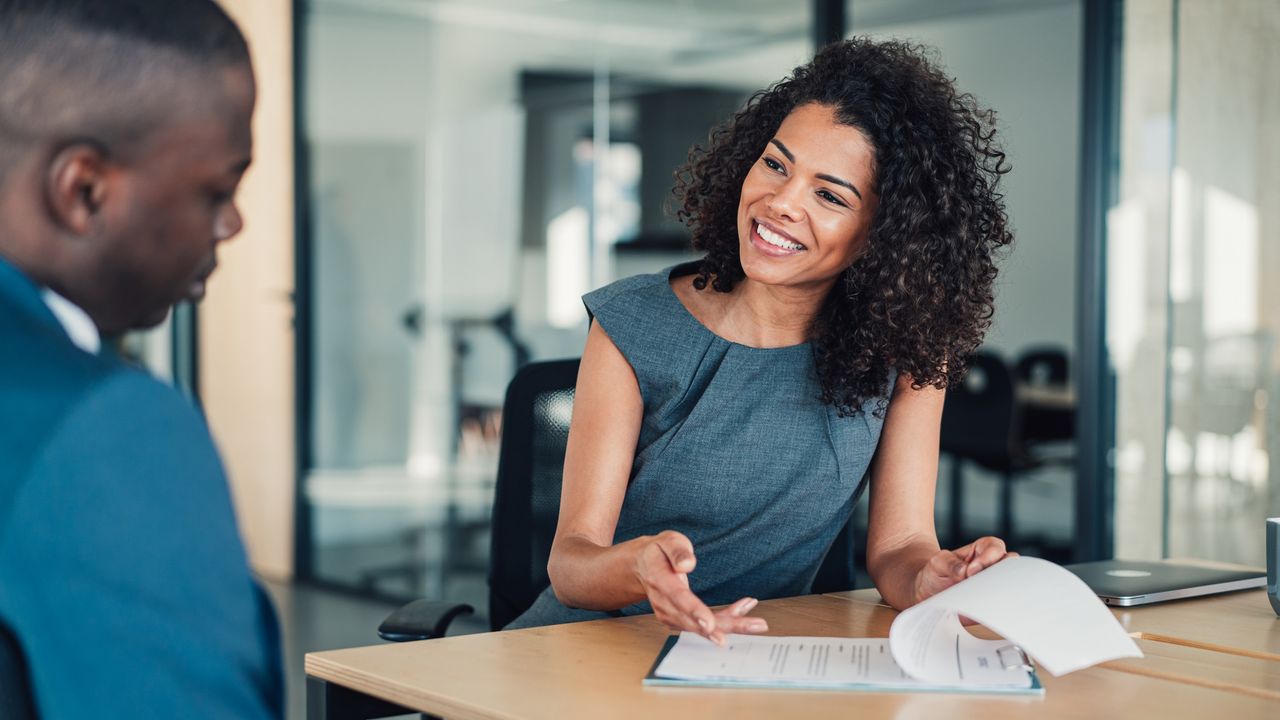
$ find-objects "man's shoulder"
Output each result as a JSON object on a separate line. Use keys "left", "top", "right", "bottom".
{"left": 0, "top": 295, "right": 121, "bottom": 391}
{"left": 0, "top": 317, "right": 190, "bottom": 494}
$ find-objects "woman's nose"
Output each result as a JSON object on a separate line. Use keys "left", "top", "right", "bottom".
{"left": 766, "top": 178, "right": 806, "bottom": 222}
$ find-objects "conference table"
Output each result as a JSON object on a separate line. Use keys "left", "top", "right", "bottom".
{"left": 305, "top": 588, "right": 1280, "bottom": 719}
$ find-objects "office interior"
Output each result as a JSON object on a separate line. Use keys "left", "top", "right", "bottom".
{"left": 121, "top": 0, "right": 1278, "bottom": 716}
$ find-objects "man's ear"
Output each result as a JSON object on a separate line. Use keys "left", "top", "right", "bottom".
{"left": 45, "top": 142, "right": 111, "bottom": 237}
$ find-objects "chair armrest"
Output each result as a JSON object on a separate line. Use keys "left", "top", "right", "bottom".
{"left": 378, "top": 599, "right": 475, "bottom": 642}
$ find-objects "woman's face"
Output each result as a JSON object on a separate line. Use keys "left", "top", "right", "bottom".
{"left": 736, "top": 102, "right": 878, "bottom": 295}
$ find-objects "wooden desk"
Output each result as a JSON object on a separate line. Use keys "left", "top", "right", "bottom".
{"left": 306, "top": 590, "right": 1280, "bottom": 719}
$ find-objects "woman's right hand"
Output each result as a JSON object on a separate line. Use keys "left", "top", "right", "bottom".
{"left": 634, "top": 530, "right": 769, "bottom": 645}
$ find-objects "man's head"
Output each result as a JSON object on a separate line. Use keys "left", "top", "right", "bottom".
{"left": 0, "top": 0, "right": 254, "bottom": 335}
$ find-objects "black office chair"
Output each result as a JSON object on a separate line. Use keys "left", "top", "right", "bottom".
{"left": 939, "top": 351, "right": 1039, "bottom": 547}
{"left": 1013, "top": 346, "right": 1074, "bottom": 446}
{"left": 379, "top": 358, "right": 858, "bottom": 641}
{"left": 1013, "top": 347, "right": 1069, "bottom": 387}
{"left": 0, "top": 622, "right": 37, "bottom": 720}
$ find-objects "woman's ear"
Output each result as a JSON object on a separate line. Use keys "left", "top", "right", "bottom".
{"left": 45, "top": 142, "right": 110, "bottom": 237}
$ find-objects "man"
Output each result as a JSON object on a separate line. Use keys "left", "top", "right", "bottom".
{"left": 0, "top": 0, "right": 282, "bottom": 716}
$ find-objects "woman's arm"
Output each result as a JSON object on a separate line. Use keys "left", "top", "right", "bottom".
{"left": 866, "top": 374, "right": 1012, "bottom": 610}
{"left": 545, "top": 320, "right": 647, "bottom": 609}
{"left": 546, "top": 321, "right": 766, "bottom": 643}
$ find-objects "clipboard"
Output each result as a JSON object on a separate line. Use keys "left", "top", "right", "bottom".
{"left": 642, "top": 634, "right": 1044, "bottom": 696}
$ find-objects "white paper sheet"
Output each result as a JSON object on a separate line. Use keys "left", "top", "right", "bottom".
{"left": 651, "top": 557, "right": 1141, "bottom": 690}
{"left": 889, "top": 556, "right": 1143, "bottom": 680}
{"left": 653, "top": 632, "right": 1033, "bottom": 690}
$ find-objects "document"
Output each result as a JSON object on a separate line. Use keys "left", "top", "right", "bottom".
{"left": 646, "top": 633, "right": 1039, "bottom": 694}
{"left": 646, "top": 557, "right": 1142, "bottom": 695}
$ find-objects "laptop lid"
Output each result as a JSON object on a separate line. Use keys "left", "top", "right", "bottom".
{"left": 1064, "top": 559, "right": 1265, "bottom": 607}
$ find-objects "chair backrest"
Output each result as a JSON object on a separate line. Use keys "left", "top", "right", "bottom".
{"left": 810, "top": 516, "right": 857, "bottom": 594}
{"left": 940, "top": 351, "right": 1017, "bottom": 472}
{"left": 487, "top": 358, "right": 581, "bottom": 631}
{"left": 486, "top": 358, "right": 862, "bottom": 629}
{"left": 1013, "top": 346, "right": 1069, "bottom": 387}
{"left": 0, "top": 622, "right": 36, "bottom": 719}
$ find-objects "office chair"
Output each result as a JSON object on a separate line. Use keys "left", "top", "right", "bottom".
{"left": 379, "top": 358, "right": 858, "bottom": 641}
{"left": 1013, "top": 346, "right": 1074, "bottom": 446}
{"left": 939, "top": 351, "right": 1039, "bottom": 547}
{"left": 0, "top": 622, "right": 36, "bottom": 719}
{"left": 1013, "top": 347, "right": 1069, "bottom": 387}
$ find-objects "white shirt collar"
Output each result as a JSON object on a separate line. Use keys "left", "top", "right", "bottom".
{"left": 41, "top": 288, "right": 101, "bottom": 355}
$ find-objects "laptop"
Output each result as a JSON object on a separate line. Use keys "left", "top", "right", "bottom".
{"left": 1064, "top": 559, "right": 1266, "bottom": 607}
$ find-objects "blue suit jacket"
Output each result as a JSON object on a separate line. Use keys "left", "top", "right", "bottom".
{"left": 0, "top": 257, "right": 283, "bottom": 718}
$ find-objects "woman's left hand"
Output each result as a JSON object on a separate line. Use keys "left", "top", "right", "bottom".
{"left": 911, "top": 536, "right": 1017, "bottom": 605}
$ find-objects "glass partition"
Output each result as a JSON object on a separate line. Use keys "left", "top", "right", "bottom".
{"left": 300, "top": 0, "right": 812, "bottom": 610}
{"left": 1111, "top": 0, "right": 1280, "bottom": 564}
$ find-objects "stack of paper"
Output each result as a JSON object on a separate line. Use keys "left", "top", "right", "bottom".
{"left": 645, "top": 557, "right": 1142, "bottom": 696}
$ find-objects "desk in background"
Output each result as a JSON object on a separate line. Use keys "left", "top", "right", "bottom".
{"left": 306, "top": 588, "right": 1280, "bottom": 719}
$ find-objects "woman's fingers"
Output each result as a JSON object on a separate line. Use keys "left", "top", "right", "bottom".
{"left": 640, "top": 532, "right": 721, "bottom": 643}
{"left": 714, "top": 598, "right": 768, "bottom": 634}
{"left": 652, "top": 591, "right": 714, "bottom": 636}
{"left": 671, "top": 586, "right": 720, "bottom": 640}
{"left": 928, "top": 548, "right": 968, "bottom": 581}
{"left": 912, "top": 549, "right": 965, "bottom": 604}
{"left": 653, "top": 530, "right": 697, "bottom": 574}
{"left": 914, "top": 543, "right": 1020, "bottom": 606}
{"left": 642, "top": 532, "right": 776, "bottom": 645}
{"left": 649, "top": 583, "right": 707, "bottom": 625}
{"left": 963, "top": 536, "right": 1009, "bottom": 576}
{"left": 726, "top": 597, "right": 758, "bottom": 617}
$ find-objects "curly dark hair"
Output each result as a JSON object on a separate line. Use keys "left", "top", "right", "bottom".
{"left": 672, "top": 37, "right": 1012, "bottom": 416}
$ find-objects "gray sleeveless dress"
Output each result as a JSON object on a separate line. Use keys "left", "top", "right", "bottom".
{"left": 506, "top": 263, "right": 893, "bottom": 629}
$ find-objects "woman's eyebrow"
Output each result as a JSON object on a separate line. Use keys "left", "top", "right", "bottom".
{"left": 769, "top": 138, "right": 863, "bottom": 201}
{"left": 769, "top": 138, "right": 796, "bottom": 163}
{"left": 817, "top": 173, "right": 862, "bottom": 201}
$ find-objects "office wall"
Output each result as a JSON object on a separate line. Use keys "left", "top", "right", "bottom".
{"left": 870, "top": 1, "right": 1083, "bottom": 359}
{"left": 200, "top": 0, "right": 296, "bottom": 579}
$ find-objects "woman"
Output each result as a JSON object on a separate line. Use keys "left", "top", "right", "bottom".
{"left": 508, "top": 38, "right": 1015, "bottom": 644}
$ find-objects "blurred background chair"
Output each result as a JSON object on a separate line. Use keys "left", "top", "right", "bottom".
{"left": 940, "top": 351, "right": 1040, "bottom": 548}
{"left": 378, "top": 358, "right": 579, "bottom": 640}
{"left": 1014, "top": 346, "right": 1069, "bottom": 387}
{"left": 379, "top": 357, "right": 858, "bottom": 641}
{"left": 1013, "top": 345, "right": 1075, "bottom": 449}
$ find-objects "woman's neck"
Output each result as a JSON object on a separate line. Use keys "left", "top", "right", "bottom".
{"left": 675, "top": 273, "right": 833, "bottom": 349}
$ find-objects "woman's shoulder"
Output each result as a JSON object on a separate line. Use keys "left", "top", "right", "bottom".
{"left": 583, "top": 261, "right": 699, "bottom": 316}
{"left": 582, "top": 272, "right": 661, "bottom": 310}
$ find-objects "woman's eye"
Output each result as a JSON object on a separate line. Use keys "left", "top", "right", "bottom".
{"left": 762, "top": 157, "right": 784, "bottom": 173}
{"left": 817, "top": 189, "right": 846, "bottom": 207}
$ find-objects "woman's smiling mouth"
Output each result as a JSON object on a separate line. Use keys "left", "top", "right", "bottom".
{"left": 753, "top": 220, "right": 806, "bottom": 254}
